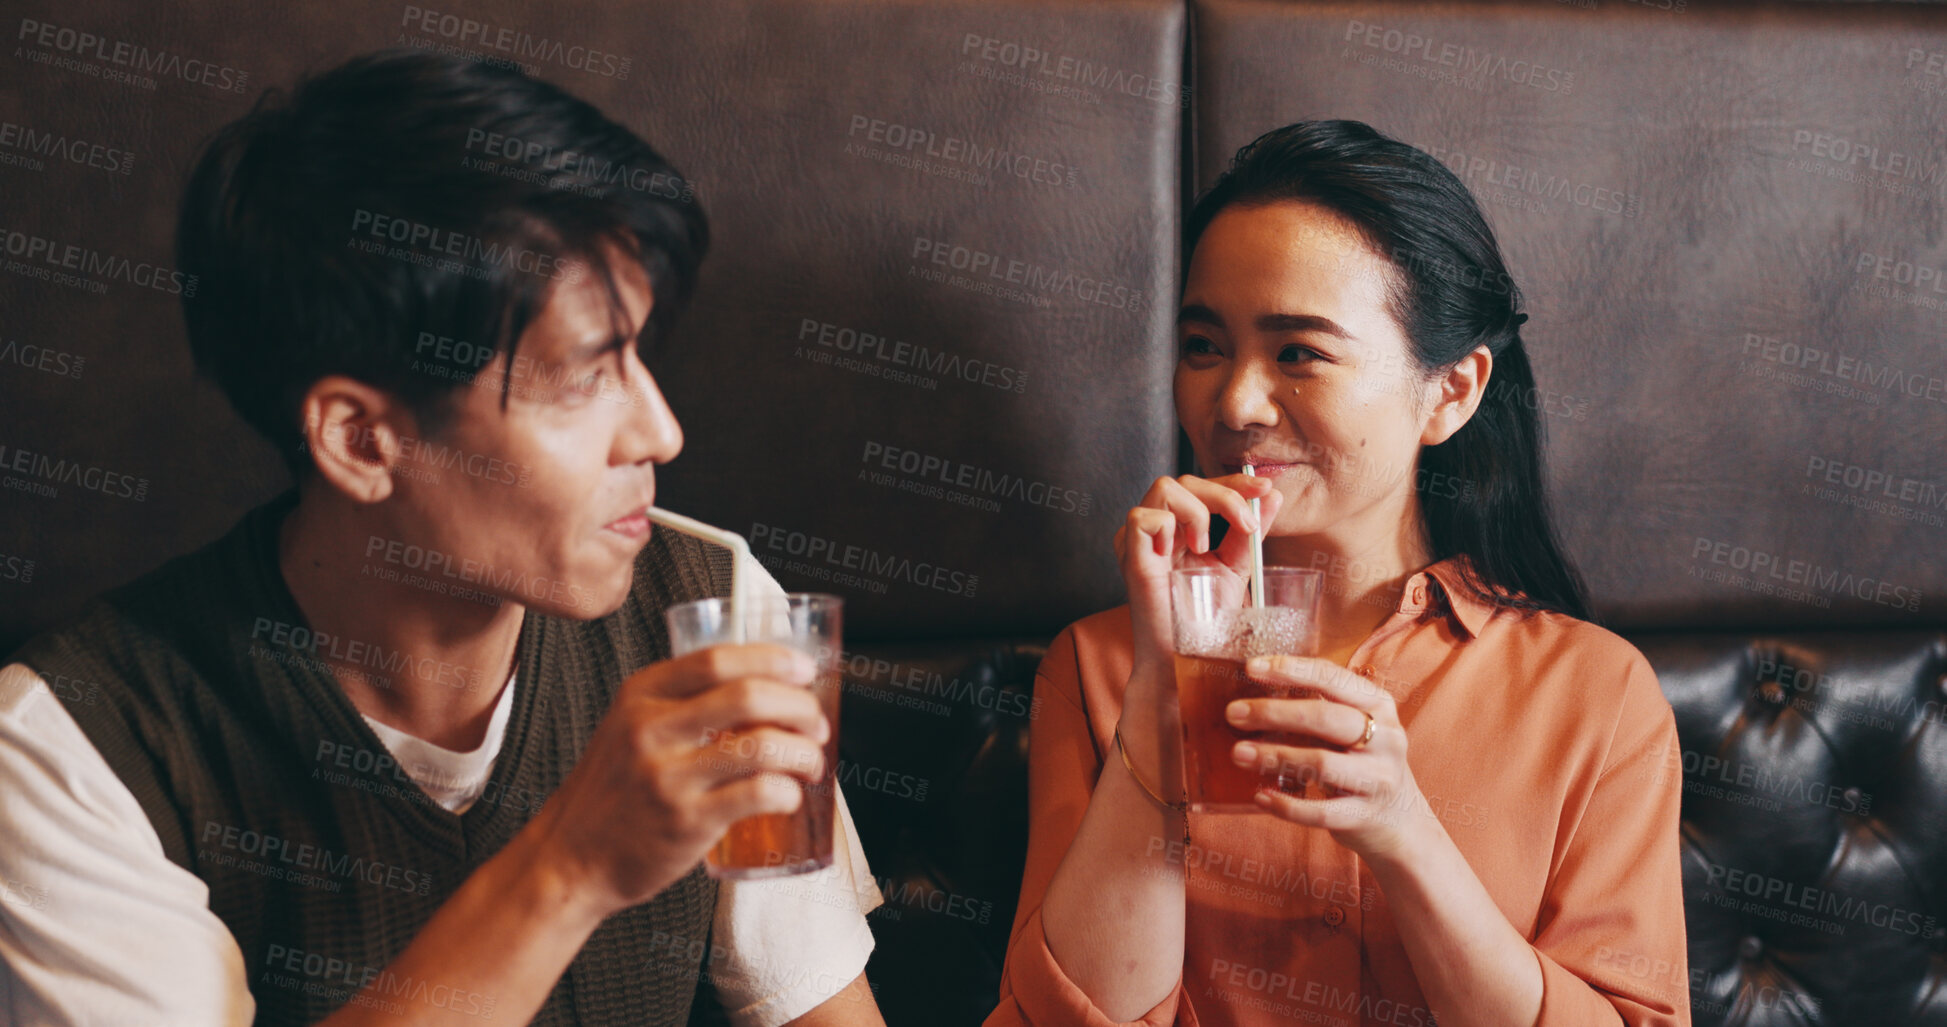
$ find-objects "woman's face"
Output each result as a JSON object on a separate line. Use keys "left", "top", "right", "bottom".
{"left": 1174, "top": 200, "right": 1482, "bottom": 550}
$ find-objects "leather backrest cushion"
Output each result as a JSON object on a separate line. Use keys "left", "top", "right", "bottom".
{"left": 0, "top": 0, "right": 1190, "bottom": 651}
{"left": 1192, "top": 0, "right": 1947, "bottom": 632}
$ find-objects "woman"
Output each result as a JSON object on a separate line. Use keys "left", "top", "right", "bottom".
{"left": 986, "top": 121, "right": 1688, "bottom": 1027}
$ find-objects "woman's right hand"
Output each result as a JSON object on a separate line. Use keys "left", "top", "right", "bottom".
{"left": 1114, "top": 473, "right": 1285, "bottom": 680}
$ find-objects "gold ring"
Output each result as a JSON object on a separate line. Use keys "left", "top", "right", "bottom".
{"left": 1352, "top": 711, "right": 1376, "bottom": 750}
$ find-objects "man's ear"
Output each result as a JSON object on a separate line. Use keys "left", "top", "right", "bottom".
{"left": 296, "top": 376, "right": 408, "bottom": 504}
{"left": 1420, "top": 345, "right": 1493, "bottom": 447}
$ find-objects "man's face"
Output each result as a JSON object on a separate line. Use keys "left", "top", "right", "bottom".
{"left": 384, "top": 242, "right": 682, "bottom": 619}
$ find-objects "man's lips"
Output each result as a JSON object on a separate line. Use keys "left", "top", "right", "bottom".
{"left": 604, "top": 504, "right": 653, "bottom": 539}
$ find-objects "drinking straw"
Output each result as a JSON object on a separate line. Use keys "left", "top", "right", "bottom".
{"left": 645, "top": 507, "right": 750, "bottom": 643}
{"left": 1242, "top": 465, "right": 1265, "bottom": 609}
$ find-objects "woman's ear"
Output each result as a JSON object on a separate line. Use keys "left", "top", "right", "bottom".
{"left": 1421, "top": 345, "right": 1493, "bottom": 446}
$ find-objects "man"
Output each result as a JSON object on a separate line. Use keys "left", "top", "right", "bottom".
{"left": 0, "top": 49, "right": 885, "bottom": 1026}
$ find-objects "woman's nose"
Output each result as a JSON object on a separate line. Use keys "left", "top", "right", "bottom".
{"left": 1215, "top": 361, "right": 1282, "bottom": 432}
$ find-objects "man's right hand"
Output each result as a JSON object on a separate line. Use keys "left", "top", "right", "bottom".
{"left": 522, "top": 643, "right": 830, "bottom": 917}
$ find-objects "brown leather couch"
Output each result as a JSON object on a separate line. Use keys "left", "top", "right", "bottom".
{"left": 3, "top": 1, "right": 1943, "bottom": 1025}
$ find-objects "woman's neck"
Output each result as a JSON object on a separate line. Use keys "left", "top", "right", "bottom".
{"left": 1261, "top": 507, "right": 1434, "bottom": 666}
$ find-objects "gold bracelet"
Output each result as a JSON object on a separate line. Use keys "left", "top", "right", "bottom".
{"left": 1114, "top": 725, "right": 1187, "bottom": 814}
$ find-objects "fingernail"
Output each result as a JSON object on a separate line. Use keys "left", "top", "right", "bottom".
{"left": 1233, "top": 742, "right": 1257, "bottom": 765}
{"left": 1226, "top": 701, "right": 1249, "bottom": 723}
{"left": 1246, "top": 656, "right": 1269, "bottom": 673}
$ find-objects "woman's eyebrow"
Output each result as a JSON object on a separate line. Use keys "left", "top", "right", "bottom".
{"left": 1257, "top": 312, "right": 1353, "bottom": 339}
{"left": 1177, "top": 302, "right": 1224, "bottom": 327}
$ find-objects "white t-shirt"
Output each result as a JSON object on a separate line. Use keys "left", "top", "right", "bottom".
{"left": 0, "top": 561, "right": 881, "bottom": 1027}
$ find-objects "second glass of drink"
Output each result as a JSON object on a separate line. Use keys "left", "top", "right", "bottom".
{"left": 664, "top": 592, "right": 843, "bottom": 879}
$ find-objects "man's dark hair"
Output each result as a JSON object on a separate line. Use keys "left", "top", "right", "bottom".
{"left": 177, "top": 48, "right": 708, "bottom": 479}
{"left": 1186, "top": 119, "right": 1591, "bottom": 621}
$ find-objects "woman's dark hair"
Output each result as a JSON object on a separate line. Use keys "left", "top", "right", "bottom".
{"left": 177, "top": 48, "right": 708, "bottom": 481}
{"left": 1184, "top": 119, "right": 1590, "bottom": 620}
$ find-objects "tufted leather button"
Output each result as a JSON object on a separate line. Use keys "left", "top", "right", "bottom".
{"left": 1739, "top": 936, "right": 1763, "bottom": 961}
{"left": 1324, "top": 905, "right": 1345, "bottom": 927}
{"left": 1842, "top": 786, "right": 1863, "bottom": 809}
{"left": 1758, "top": 681, "right": 1786, "bottom": 704}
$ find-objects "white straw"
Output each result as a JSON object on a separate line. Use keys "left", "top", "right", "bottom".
{"left": 1242, "top": 465, "right": 1265, "bottom": 609}
{"left": 645, "top": 507, "right": 750, "bottom": 643}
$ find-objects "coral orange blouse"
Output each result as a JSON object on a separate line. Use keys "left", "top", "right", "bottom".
{"left": 986, "top": 556, "right": 1689, "bottom": 1027}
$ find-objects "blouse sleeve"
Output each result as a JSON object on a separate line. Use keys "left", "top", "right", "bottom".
{"left": 983, "top": 625, "right": 1186, "bottom": 1027}
{"left": 1529, "top": 649, "right": 1691, "bottom": 1026}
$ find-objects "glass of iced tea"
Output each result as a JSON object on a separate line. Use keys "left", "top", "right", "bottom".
{"left": 664, "top": 593, "right": 843, "bottom": 879}
{"left": 1171, "top": 567, "right": 1322, "bottom": 813}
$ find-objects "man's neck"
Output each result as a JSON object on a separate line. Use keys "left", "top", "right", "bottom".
{"left": 277, "top": 484, "right": 525, "bottom": 751}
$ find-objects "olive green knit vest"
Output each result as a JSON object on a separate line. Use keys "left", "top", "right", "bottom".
{"left": 10, "top": 489, "right": 726, "bottom": 1025}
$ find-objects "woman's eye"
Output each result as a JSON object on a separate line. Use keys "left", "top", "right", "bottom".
{"left": 1181, "top": 335, "right": 1219, "bottom": 357}
{"left": 1277, "top": 344, "right": 1319, "bottom": 363}
{"left": 573, "top": 369, "right": 605, "bottom": 396}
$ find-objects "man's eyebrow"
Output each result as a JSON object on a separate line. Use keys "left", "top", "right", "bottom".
{"left": 567, "top": 332, "right": 631, "bottom": 361}
{"left": 1176, "top": 304, "right": 1354, "bottom": 340}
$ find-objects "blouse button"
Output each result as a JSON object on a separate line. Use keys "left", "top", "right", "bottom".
{"left": 1324, "top": 905, "right": 1346, "bottom": 927}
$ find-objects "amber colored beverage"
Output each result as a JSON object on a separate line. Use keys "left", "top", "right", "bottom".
{"left": 707, "top": 669, "right": 842, "bottom": 876}
{"left": 665, "top": 592, "right": 844, "bottom": 880}
{"left": 1170, "top": 567, "right": 1322, "bottom": 814}
{"left": 1174, "top": 654, "right": 1307, "bottom": 811}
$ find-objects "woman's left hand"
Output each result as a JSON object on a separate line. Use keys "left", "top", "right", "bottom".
{"left": 1226, "top": 655, "right": 1433, "bottom": 864}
